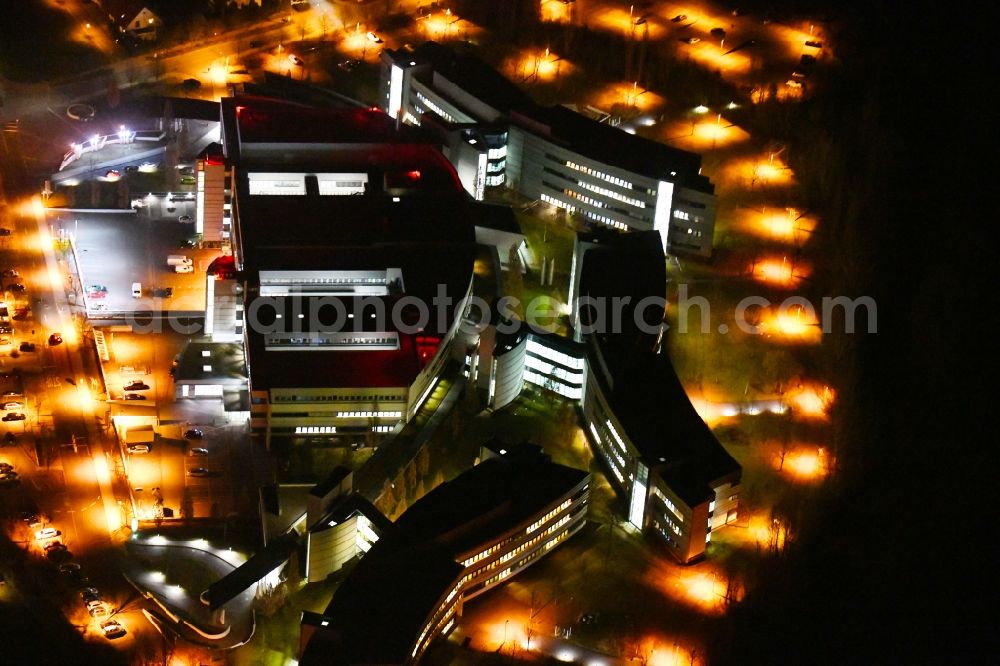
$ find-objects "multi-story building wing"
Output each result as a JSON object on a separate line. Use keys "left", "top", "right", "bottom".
{"left": 300, "top": 443, "right": 589, "bottom": 665}
{"left": 574, "top": 230, "right": 741, "bottom": 563}
{"left": 380, "top": 42, "right": 717, "bottom": 258}
{"left": 219, "top": 97, "right": 477, "bottom": 447}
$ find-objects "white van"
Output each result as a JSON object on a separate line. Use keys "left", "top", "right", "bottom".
{"left": 131, "top": 282, "right": 142, "bottom": 298}
{"left": 166, "top": 255, "right": 192, "bottom": 267}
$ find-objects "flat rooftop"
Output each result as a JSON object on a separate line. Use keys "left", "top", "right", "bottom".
{"left": 402, "top": 42, "right": 710, "bottom": 189}
{"left": 220, "top": 96, "right": 478, "bottom": 391}
{"left": 578, "top": 231, "right": 739, "bottom": 505}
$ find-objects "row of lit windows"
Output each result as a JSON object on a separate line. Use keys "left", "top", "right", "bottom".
{"left": 565, "top": 188, "right": 607, "bottom": 210}
{"left": 526, "top": 339, "right": 585, "bottom": 370}
{"left": 485, "top": 174, "right": 505, "bottom": 187}
{"left": 589, "top": 422, "right": 626, "bottom": 483}
{"left": 273, "top": 394, "right": 404, "bottom": 403}
{"left": 486, "top": 160, "right": 505, "bottom": 173}
{"left": 265, "top": 336, "right": 397, "bottom": 345}
{"left": 415, "top": 92, "right": 456, "bottom": 123}
{"left": 655, "top": 511, "right": 683, "bottom": 537}
{"left": 524, "top": 355, "right": 583, "bottom": 385}
{"left": 488, "top": 146, "right": 507, "bottom": 160}
{"left": 261, "top": 276, "right": 386, "bottom": 286}
{"left": 585, "top": 211, "right": 630, "bottom": 231}
{"left": 371, "top": 425, "right": 393, "bottom": 433}
{"left": 651, "top": 486, "right": 685, "bottom": 523}
{"left": 524, "top": 370, "right": 583, "bottom": 400}
{"left": 541, "top": 192, "right": 576, "bottom": 213}
{"left": 526, "top": 499, "right": 573, "bottom": 535}
{"left": 564, "top": 160, "right": 635, "bottom": 190}
{"left": 578, "top": 180, "right": 647, "bottom": 209}
{"left": 335, "top": 410, "right": 402, "bottom": 419}
{"left": 462, "top": 497, "right": 576, "bottom": 569}
{"left": 295, "top": 426, "right": 337, "bottom": 434}
{"left": 604, "top": 420, "right": 631, "bottom": 460}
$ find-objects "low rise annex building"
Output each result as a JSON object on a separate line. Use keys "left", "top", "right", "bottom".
{"left": 380, "top": 42, "right": 718, "bottom": 258}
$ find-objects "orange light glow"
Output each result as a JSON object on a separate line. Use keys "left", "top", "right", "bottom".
{"left": 481, "top": 615, "right": 531, "bottom": 652}
{"left": 782, "top": 447, "right": 829, "bottom": 481}
{"left": 540, "top": 0, "right": 572, "bottom": 23}
{"left": 748, "top": 513, "right": 787, "bottom": 551}
{"left": 591, "top": 7, "right": 665, "bottom": 39}
{"left": 760, "top": 306, "right": 822, "bottom": 344}
{"left": 419, "top": 11, "right": 481, "bottom": 42}
{"left": 645, "top": 561, "right": 728, "bottom": 614}
{"left": 590, "top": 81, "right": 666, "bottom": 113}
{"left": 737, "top": 208, "right": 816, "bottom": 244}
{"left": 715, "top": 155, "right": 796, "bottom": 192}
{"left": 504, "top": 48, "right": 572, "bottom": 83}
{"left": 209, "top": 63, "right": 228, "bottom": 85}
{"left": 93, "top": 454, "right": 122, "bottom": 533}
{"left": 684, "top": 41, "right": 753, "bottom": 78}
{"left": 752, "top": 257, "right": 810, "bottom": 288}
{"left": 785, "top": 383, "right": 835, "bottom": 419}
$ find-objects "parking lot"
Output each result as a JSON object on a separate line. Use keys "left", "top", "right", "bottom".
{"left": 45, "top": 207, "right": 218, "bottom": 315}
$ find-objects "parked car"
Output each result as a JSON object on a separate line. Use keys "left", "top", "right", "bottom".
{"left": 184, "top": 429, "right": 203, "bottom": 439}
{"left": 366, "top": 31, "right": 383, "bottom": 43}
{"left": 12, "top": 307, "right": 28, "bottom": 319}
{"left": 288, "top": 54, "right": 304, "bottom": 66}
{"left": 178, "top": 214, "right": 192, "bottom": 223}
{"left": 8, "top": 283, "right": 25, "bottom": 292}
{"left": 0, "top": 229, "right": 11, "bottom": 236}
{"left": 105, "top": 169, "right": 121, "bottom": 181}
{"left": 124, "top": 393, "right": 147, "bottom": 401}
{"left": 671, "top": 14, "right": 687, "bottom": 22}
{"left": 101, "top": 620, "right": 126, "bottom": 639}
{"left": 127, "top": 444, "right": 150, "bottom": 454}
{"left": 805, "top": 40, "right": 823, "bottom": 48}
{"left": 124, "top": 381, "right": 149, "bottom": 391}
{"left": 2, "top": 401, "right": 23, "bottom": 410}
{"left": 1, "top": 269, "right": 18, "bottom": 277}
{"left": 681, "top": 36, "right": 700, "bottom": 44}
{"left": 48, "top": 333, "right": 62, "bottom": 346}
{"left": 2, "top": 413, "right": 26, "bottom": 421}
{"left": 187, "top": 467, "right": 210, "bottom": 477}
{"left": 338, "top": 59, "right": 360, "bottom": 72}
{"left": 190, "top": 447, "right": 209, "bottom": 456}
{"left": 81, "top": 587, "right": 101, "bottom": 602}
{"left": 710, "top": 27, "right": 726, "bottom": 38}
{"left": 35, "top": 527, "right": 59, "bottom": 540}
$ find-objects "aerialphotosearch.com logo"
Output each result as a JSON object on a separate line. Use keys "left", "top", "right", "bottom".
{"left": 126, "top": 284, "right": 877, "bottom": 338}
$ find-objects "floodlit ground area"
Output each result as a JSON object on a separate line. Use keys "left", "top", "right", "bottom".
{"left": 47, "top": 208, "right": 216, "bottom": 315}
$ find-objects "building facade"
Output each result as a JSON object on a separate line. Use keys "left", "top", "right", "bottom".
{"left": 218, "top": 97, "right": 478, "bottom": 447}
{"left": 380, "top": 42, "right": 717, "bottom": 258}
{"left": 300, "top": 443, "right": 589, "bottom": 664}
